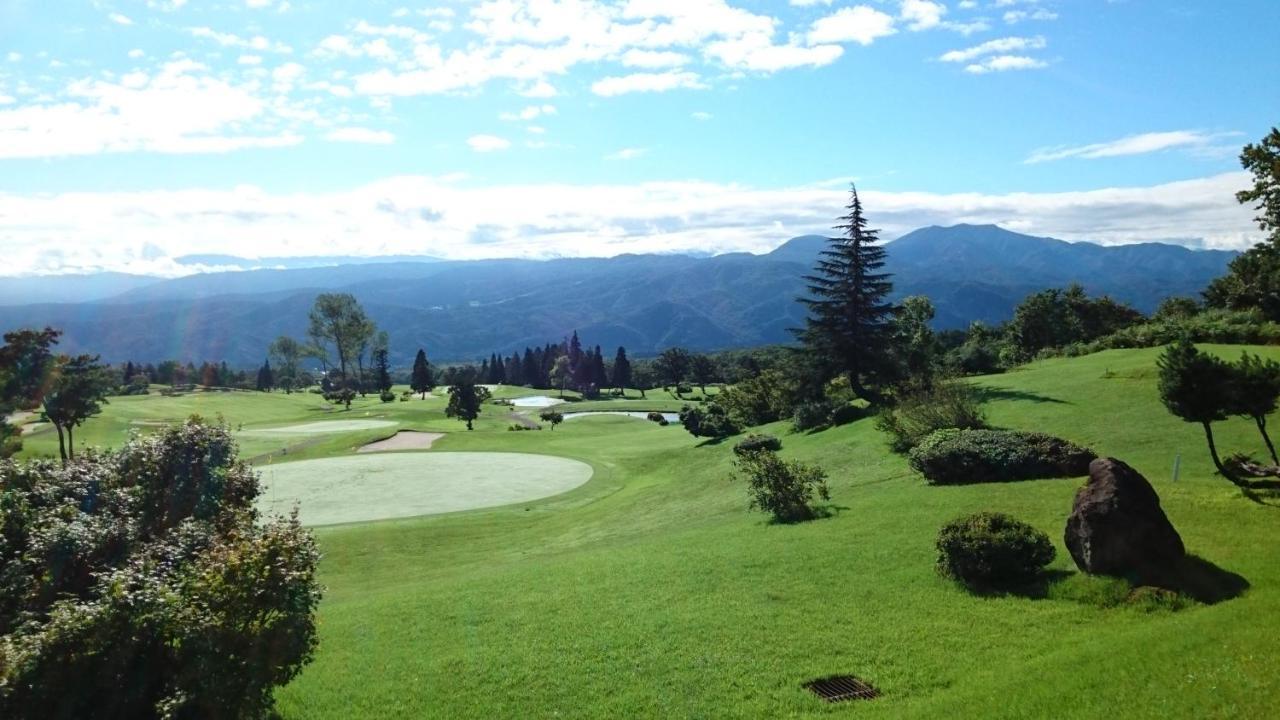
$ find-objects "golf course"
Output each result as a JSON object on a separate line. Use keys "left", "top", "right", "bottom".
{"left": 9, "top": 345, "right": 1279, "bottom": 718}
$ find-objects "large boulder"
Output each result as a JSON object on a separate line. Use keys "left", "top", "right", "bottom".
{"left": 1065, "top": 457, "right": 1185, "bottom": 581}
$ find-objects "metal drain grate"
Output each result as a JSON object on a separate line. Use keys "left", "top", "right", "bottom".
{"left": 803, "top": 675, "right": 880, "bottom": 703}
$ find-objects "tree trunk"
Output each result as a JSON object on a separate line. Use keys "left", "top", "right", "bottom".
{"left": 67, "top": 426, "right": 74, "bottom": 459}
{"left": 640, "top": 387, "right": 646, "bottom": 399}
{"left": 54, "top": 423, "right": 66, "bottom": 462}
{"left": 1254, "top": 415, "right": 1279, "bottom": 465}
{"left": 466, "top": 418, "right": 473, "bottom": 431}
{"left": 1203, "top": 421, "right": 1243, "bottom": 487}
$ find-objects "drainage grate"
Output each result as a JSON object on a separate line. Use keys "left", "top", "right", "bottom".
{"left": 803, "top": 675, "right": 880, "bottom": 703}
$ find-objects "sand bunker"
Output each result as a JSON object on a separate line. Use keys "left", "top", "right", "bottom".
{"left": 242, "top": 419, "right": 398, "bottom": 435}
{"left": 256, "top": 451, "right": 593, "bottom": 525}
{"left": 510, "top": 395, "right": 565, "bottom": 408}
{"left": 562, "top": 411, "right": 679, "bottom": 422}
{"left": 358, "top": 431, "right": 444, "bottom": 453}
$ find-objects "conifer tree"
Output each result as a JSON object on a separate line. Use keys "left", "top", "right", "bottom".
{"left": 256, "top": 359, "right": 274, "bottom": 392}
{"left": 611, "top": 347, "right": 632, "bottom": 395}
{"left": 410, "top": 348, "right": 434, "bottom": 398}
{"left": 795, "top": 184, "right": 895, "bottom": 402}
{"left": 1157, "top": 338, "right": 1239, "bottom": 485}
{"left": 1229, "top": 351, "right": 1280, "bottom": 464}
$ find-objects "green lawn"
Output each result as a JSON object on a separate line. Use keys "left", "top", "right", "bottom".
{"left": 21, "top": 349, "right": 1280, "bottom": 717}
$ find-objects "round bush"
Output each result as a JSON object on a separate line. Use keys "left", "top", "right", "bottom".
{"left": 908, "top": 428, "right": 1095, "bottom": 485}
{"left": 936, "top": 512, "right": 1056, "bottom": 587}
{"left": 646, "top": 411, "right": 666, "bottom": 423}
{"left": 733, "top": 433, "right": 782, "bottom": 456}
{"left": 792, "top": 399, "right": 839, "bottom": 431}
{"left": 379, "top": 390, "right": 396, "bottom": 402}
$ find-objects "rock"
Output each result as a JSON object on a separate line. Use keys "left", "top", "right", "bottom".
{"left": 1064, "top": 457, "right": 1185, "bottom": 581}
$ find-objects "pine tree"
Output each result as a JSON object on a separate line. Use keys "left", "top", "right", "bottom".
{"left": 410, "top": 348, "right": 434, "bottom": 398}
{"left": 1157, "top": 338, "right": 1240, "bottom": 486}
{"left": 256, "top": 359, "right": 274, "bottom": 392}
{"left": 568, "top": 331, "right": 583, "bottom": 372}
{"left": 795, "top": 184, "right": 895, "bottom": 402}
{"left": 611, "top": 347, "right": 632, "bottom": 395}
{"left": 1228, "top": 351, "right": 1280, "bottom": 464}
{"left": 372, "top": 348, "right": 392, "bottom": 393}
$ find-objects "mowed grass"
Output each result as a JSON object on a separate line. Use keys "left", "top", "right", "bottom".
{"left": 19, "top": 349, "right": 1280, "bottom": 717}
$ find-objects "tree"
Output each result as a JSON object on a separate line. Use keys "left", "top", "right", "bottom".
{"left": 1229, "top": 351, "right": 1280, "bottom": 464}
{"left": 539, "top": 408, "right": 564, "bottom": 430}
{"left": 794, "top": 184, "right": 895, "bottom": 402}
{"left": 0, "top": 419, "right": 320, "bottom": 718}
{"left": 654, "top": 347, "right": 691, "bottom": 391}
{"left": 1157, "top": 339, "right": 1239, "bottom": 485}
{"left": 610, "top": 347, "right": 632, "bottom": 396}
{"left": 1204, "top": 128, "right": 1280, "bottom": 319}
{"left": 1, "top": 327, "right": 62, "bottom": 458}
{"left": 678, "top": 402, "right": 739, "bottom": 439}
{"left": 372, "top": 347, "right": 392, "bottom": 393}
{"left": 410, "top": 348, "right": 434, "bottom": 398}
{"left": 550, "top": 355, "right": 572, "bottom": 398}
{"left": 307, "top": 293, "right": 370, "bottom": 387}
{"left": 732, "top": 448, "right": 830, "bottom": 523}
{"left": 631, "top": 364, "right": 655, "bottom": 399}
{"left": 256, "top": 359, "right": 274, "bottom": 392}
{"left": 446, "top": 382, "right": 490, "bottom": 430}
{"left": 891, "top": 295, "right": 941, "bottom": 391}
{"left": 689, "top": 354, "right": 717, "bottom": 394}
{"left": 41, "top": 354, "right": 112, "bottom": 462}
{"left": 269, "top": 335, "right": 304, "bottom": 393}
{"left": 1153, "top": 296, "right": 1201, "bottom": 322}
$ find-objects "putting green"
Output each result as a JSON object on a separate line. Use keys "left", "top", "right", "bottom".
{"left": 256, "top": 452, "right": 593, "bottom": 525}
{"left": 242, "top": 419, "right": 398, "bottom": 435}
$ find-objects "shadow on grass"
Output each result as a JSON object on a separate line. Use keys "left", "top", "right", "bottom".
{"left": 1146, "top": 554, "right": 1251, "bottom": 604}
{"left": 956, "top": 569, "right": 1075, "bottom": 600}
{"left": 972, "top": 386, "right": 1069, "bottom": 405}
{"left": 764, "top": 504, "right": 846, "bottom": 525}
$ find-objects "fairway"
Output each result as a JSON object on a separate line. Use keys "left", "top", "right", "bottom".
{"left": 257, "top": 451, "right": 593, "bottom": 525}
{"left": 243, "top": 419, "right": 399, "bottom": 435}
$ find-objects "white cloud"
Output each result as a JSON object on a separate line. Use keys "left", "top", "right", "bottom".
{"left": 500, "top": 104, "right": 556, "bottom": 121}
{"left": 965, "top": 55, "right": 1047, "bottom": 73}
{"left": 0, "top": 173, "right": 1261, "bottom": 276}
{"left": 1005, "top": 8, "right": 1059, "bottom": 24}
{"left": 518, "top": 80, "right": 558, "bottom": 98}
{"left": 789, "top": 0, "right": 832, "bottom": 6}
{"left": 325, "top": 127, "right": 395, "bottom": 144}
{"left": 900, "top": 0, "right": 946, "bottom": 31}
{"left": 127, "top": 48, "right": 145, "bottom": 59}
{"left": 691, "top": 111, "right": 713, "bottom": 121}
{"left": 621, "top": 49, "right": 691, "bottom": 69}
{"left": 188, "top": 27, "right": 292, "bottom": 54}
{"left": 466, "top": 134, "right": 511, "bottom": 152}
{"left": 238, "top": 54, "right": 263, "bottom": 65}
{"left": 5, "top": 53, "right": 20, "bottom": 62}
{"left": 108, "top": 13, "right": 134, "bottom": 26}
{"left": 940, "top": 36, "right": 1046, "bottom": 63}
{"left": 0, "top": 60, "right": 304, "bottom": 158}
{"left": 591, "top": 71, "right": 706, "bottom": 97}
{"left": 1026, "top": 130, "right": 1241, "bottom": 164}
{"left": 605, "top": 147, "right": 647, "bottom": 160}
{"left": 808, "top": 6, "right": 897, "bottom": 46}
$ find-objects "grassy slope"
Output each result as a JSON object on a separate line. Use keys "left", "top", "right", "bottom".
{"left": 18, "top": 350, "right": 1279, "bottom": 717}
{"left": 273, "top": 346, "right": 1279, "bottom": 719}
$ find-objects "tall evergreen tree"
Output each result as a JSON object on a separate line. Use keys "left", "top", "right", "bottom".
{"left": 256, "top": 359, "right": 274, "bottom": 392}
{"left": 794, "top": 184, "right": 895, "bottom": 402}
{"left": 410, "top": 348, "right": 434, "bottom": 398}
{"left": 372, "top": 348, "right": 392, "bottom": 393}
{"left": 611, "top": 347, "right": 632, "bottom": 394}
{"left": 591, "top": 345, "right": 608, "bottom": 388}
{"left": 567, "top": 331, "right": 583, "bottom": 371}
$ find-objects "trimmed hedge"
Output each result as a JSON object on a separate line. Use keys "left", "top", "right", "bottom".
{"left": 733, "top": 433, "right": 782, "bottom": 456}
{"left": 936, "top": 512, "right": 1056, "bottom": 588}
{"left": 908, "top": 428, "right": 1095, "bottom": 485}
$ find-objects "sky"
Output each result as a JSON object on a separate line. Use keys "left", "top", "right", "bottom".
{"left": 0, "top": 0, "right": 1277, "bottom": 276}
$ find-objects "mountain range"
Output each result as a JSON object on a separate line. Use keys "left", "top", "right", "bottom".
{"left": 0, "top": 225, "right": 1237, "bottom": 365}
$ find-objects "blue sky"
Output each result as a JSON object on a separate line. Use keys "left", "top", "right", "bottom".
{"left": 0, "top": 0, "right": 1277, "bottom": 275}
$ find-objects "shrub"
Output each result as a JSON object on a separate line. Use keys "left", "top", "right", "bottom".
{"left": 675, "top": 384, "right": 693, "bottom": 395}
{"left": 0, "top": 419, "right": 320, "bottom": 718}
{"left": 379, "top": 390, "right": 396, "bottom": 402}
{"left": 792, "top": 399, "right": 840, "bottom": 431}
{"left": 936, "top": 512, "right": 1056, "bottom": 588}
{"left": 646, "top": 411, "right": 666, "bottom": 423}
{"left": 508, "top": 424, "right": 541, "bottom": 431}
{"left": 679, "top": 403, "right": 739, "bottom": 438}
{"left": 908, "top": 428, "right": 1095, "bottom": 485}
{"left": 538, "top": 409, "right": 564, "bottom": 430}
{"left": 876, "top": 381, "right": 987, "bottom": 453}
{"left": 734, "top": 433, "right": 782, "bottom": 456}
{"left": 657, "top": 418, "right": 669, "bottom": 426}
{"left": 732, "top": 448, "right": 829, "bottom": 522}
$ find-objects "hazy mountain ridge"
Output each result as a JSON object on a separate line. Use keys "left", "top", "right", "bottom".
{"left": 0, "top": 225, "right": 1236, "bottom": 364}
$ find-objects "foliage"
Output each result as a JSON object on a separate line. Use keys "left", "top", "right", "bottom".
{"left": 268, "top": 335, "right": 304, "bottom": 393}
{"left": 943, "top": 321, "right": 1005, "bottom": 375}
{"left": 791, "top": 399, "right": 840, "bottom": 432}
{"left": 1157, "top": 338, "right": 1238, "bottom": 483}
{"left": 0, "top": 419, "right": 320, "bottom": 719}
{"left": 794, "top": 185, "right": 895, "bottom": 401}
{"left": 1227, "top": 351, "right": 1280, "bottom": 463}
{"left": 908, "top": 428, "right": 1095, "bottom": 485}
{"left": 538, "top": 409, "right": 564, "bottom": 430}
{"left": 1153, "top": 296, "right": 1201, "bottom": 322}
{"left": 323, "top": 387, "right": 356, "bottom": 410}
{"left": 1005, "top": 285, "right": 1141, "bottom": 363}
{"left": 372, "top": 348, "right": 393, "bottom": 394}
{"left": 731, "top": 448, "right": 829, "bottom": 523}
{"left": 645, "top": 411, "right": 666, "bottom": 422}
{"left": 307, "top": 293, "right": 374, "bottom": 385}
{"left": 890, "top": 295, "right": 941, "bottom": 391}
{"left": 610, "top": 347, "right": 632, "bottom": 391}
{"left": 733, "top": 433, "right": 782, "bottom": 456}
{"left": 41, "top": 354, "right": 113, "bottom": 461}
{"left": 654, "top": 347, "right": 692, "bottom": 388}
{"left": 1204, "top": 128, "right": 1280, "bottom": 320}
{"left": 876, "top": 381, "right": 987, "bottom": 453}
{"left": 678, "top": 402, "right": 739, "bottom": 439}
{"left": 446, "top": 382, "right": 491, "bottom": 430}
{"left": 935, "top": 512, "right": 1056, "bottom": 588}
{"left": 379, "top": 390, "right": 396, "bottom": 403}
